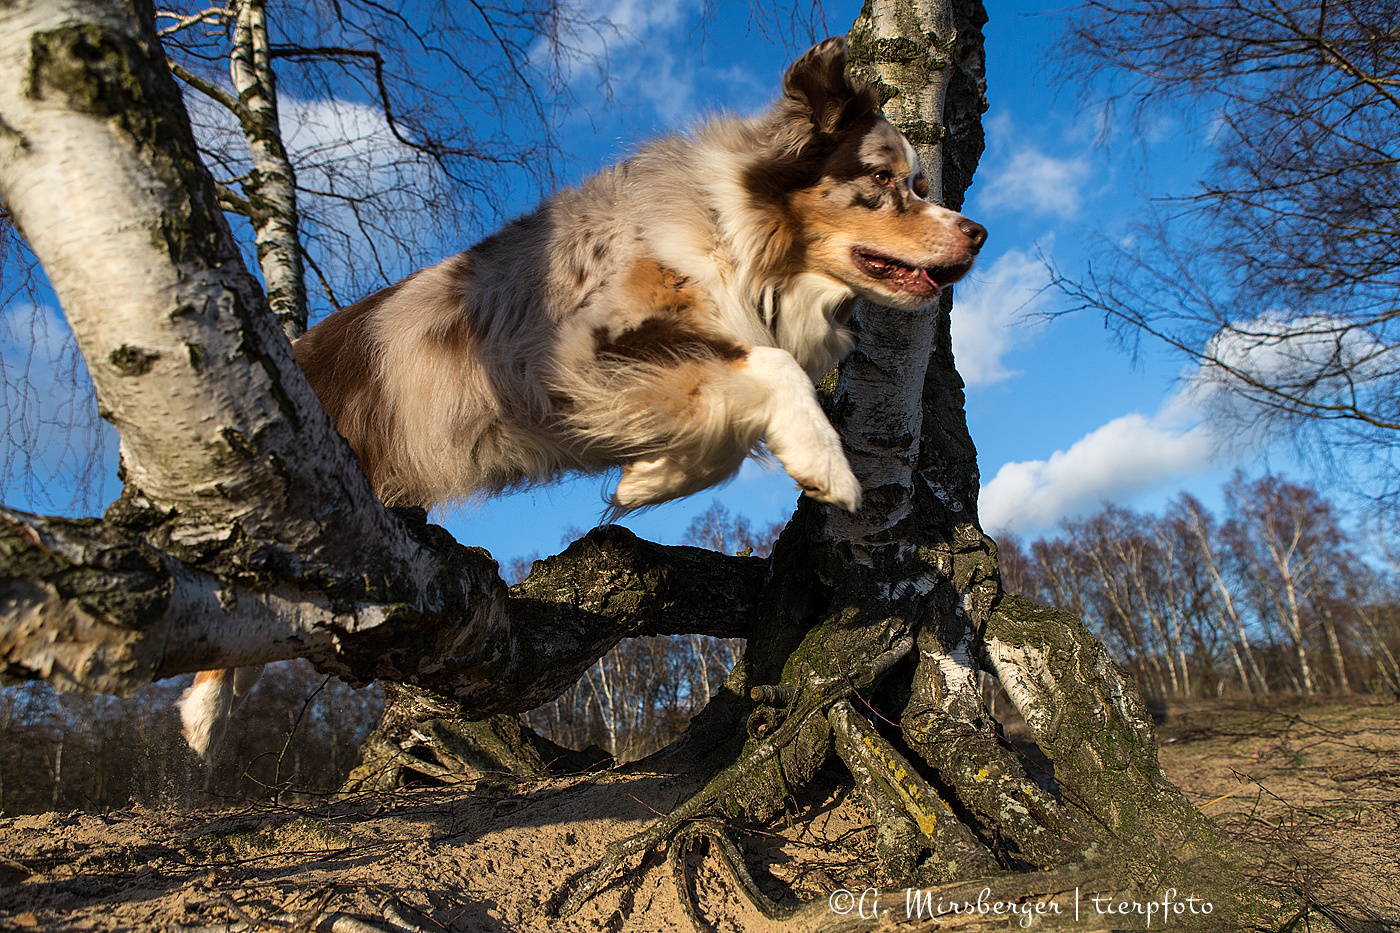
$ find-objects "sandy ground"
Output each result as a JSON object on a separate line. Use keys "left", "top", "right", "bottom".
{"left": 1152, "top": 698, "right": 1400, "bottom": 929}
{"left": 1, "top": 698, "right": 1397, "bottom": 932}
{"left": 0, "top": 767, "right": 879, "bottom": 932}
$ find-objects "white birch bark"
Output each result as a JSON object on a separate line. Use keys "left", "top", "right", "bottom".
{"left": 1256, "top": 506, "right": 1317, "bottom": 694}
{"left": 1317, "top": 599, "right": 1351, "bottom": 693}
{"left": 1148, "top": 521, "right": 1192, "bottom": 695}
{"left": 229, "top": 0, "right": 308, "bottom": 338}
{"left": 1354, "top": 604, "right": 1400, "bottom": 694}
{"left": 0, "top": 0, "right": 384, "bottom": 560}
{"left": 834, "top": 0, "right": 991, "bottom": 725}
{"left": 821, "top": 0, "right": 956, "bottom": 553}
{"left": 1217, "top": 619, "right": 1254, "bottom": 695}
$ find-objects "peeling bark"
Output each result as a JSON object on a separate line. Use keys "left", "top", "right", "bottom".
{"left": 340, "top": 684, "right": 611, "bottom": 791}
{"left": 0, "top": 0, "right": 395, "bottom": 578}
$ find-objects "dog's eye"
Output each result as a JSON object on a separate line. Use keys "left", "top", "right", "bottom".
{"left": 871, "top": 169, "right": 893, "bottom": 186}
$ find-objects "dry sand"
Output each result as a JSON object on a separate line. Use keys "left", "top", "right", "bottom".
{"left": 2, "top": 699, "right": 1396, "bottom": 932}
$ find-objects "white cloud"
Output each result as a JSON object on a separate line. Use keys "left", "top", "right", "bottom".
{"left": 978, "top": 410, "right": 1218, "bottom": 535}
{"left": 951, "top": 247, "right": 1052, "bottom": 387}
{"left": 551, "top": 0, "right": 691, "bottom": 65}
{"left": 541, "top": 0, "right": 787, "bottom": 129}
{"left": 1192, "top": 312, "right": 1390, "bottom": 401}
{"left": 282, "top": 97, "right": 436, "bottom": 193}
{"left": 540, "top": 0, "right": 705, "bottom": 121}
{"left": 184, "top": 91, "right": 439, "bottom": 217}
{"left": 624, "top": 48, "right": 700, "bottom": 126}
{"left": 1175, "top": 310, "right": 1395, "bottom": 460}
{"left": 976, "top": 147, "right": 1089, "bottom": 219}
{"left": 184, "top": 90, "right": 445, "bottom": 301}
{"left": 975, "top": 310, "right": 1392, "bottom": 535}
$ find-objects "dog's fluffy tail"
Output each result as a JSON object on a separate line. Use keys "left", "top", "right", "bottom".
{"left": 179, "top": 665, "right": 265, "bottom": 761}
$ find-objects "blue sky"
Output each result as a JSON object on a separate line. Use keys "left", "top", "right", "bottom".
{"left": 0, "top": 0, "right": 1300, "bottom": 568}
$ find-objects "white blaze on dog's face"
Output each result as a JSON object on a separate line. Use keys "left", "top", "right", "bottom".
{"left": 794, "top": 120, "right": 986, "bottom": 310}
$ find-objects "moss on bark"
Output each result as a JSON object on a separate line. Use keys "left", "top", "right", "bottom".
{"left": 27, "top": 19, "right": 232, "bottom": 269}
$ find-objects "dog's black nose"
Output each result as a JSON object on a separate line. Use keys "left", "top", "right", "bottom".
{"left": 959, "top": 219, "right": 987, "bottom": 252}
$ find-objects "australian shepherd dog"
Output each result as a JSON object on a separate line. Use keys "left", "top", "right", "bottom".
{"left": 180, "top": 37, "right": 986, "bottom": 759}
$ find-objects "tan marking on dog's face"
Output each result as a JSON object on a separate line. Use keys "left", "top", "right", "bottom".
{"left": 792, "top": 119, "right": 983, "bottom": 309}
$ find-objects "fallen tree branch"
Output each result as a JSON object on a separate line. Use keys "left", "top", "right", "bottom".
{"left": 1, "top": 507, "right": 762, "bottom": 709}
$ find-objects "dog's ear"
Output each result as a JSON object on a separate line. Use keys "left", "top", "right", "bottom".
{"left": 782, "top": 37, "right": 877, "bottom": 134}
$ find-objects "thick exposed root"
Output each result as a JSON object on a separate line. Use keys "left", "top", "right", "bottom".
{"left": 552, "top": 637, "right": 917, "bottom": 919}
{"left": 549, "top": 634, "right": 1125, "bottom": 927}
{"left": 342, "top": 693, "right": 610, "bottom": 794}
{"left": 545, "top": 595, "right": 1290, "bottom": 932}
{"left": 670, "top": 821, "right": 802, "bottom": 931}
{"left": 901, "top": 706, "right": 1083, "bottom": 869}
{"left": 830, "top": 700, "right": 1002, "bottom": 883}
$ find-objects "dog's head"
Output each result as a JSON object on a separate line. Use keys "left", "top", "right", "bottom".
{"left": 754, "top": 38, "right": 986, "bottom": 311}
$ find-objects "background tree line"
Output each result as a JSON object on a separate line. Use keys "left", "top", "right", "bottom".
{"left": 999, "top": 473, "right": 1400, "bottom": 702}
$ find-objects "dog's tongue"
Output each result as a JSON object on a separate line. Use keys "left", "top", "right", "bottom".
{"left": 890, "top": 262, "right": 940, "bottom": 297}
{"left": 855, "top": 249, "right": 942, "bottom": 297}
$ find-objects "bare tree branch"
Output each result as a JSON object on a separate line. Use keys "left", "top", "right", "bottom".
{"left": 1057, "top": 0, "right": 1400, "bottom": 502}
{"left": 2, "top": 507, "right": 758, "bottom": 707}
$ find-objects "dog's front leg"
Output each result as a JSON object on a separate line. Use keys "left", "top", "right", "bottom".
{"left": 740, "top": 346, "right": 862, "bottom": 512}
{"left": 605, "top": 345, "right": 861, "bottom": 515}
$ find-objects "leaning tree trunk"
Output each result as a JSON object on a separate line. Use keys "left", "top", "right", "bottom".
{"left": 162, "top": 0, "right": 308, "bottom": 340}
{"left": 228, "top": 0, "right": 307, "bottom": 340}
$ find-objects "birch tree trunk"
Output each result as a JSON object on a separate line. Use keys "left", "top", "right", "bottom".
{"left": 1182, "top": 498, "right": 1271, "bottom": 693}
{"left": 1318, "top": 601, "right": 1351, "bottom": 693}
{"left": 1263, "top": 521, "right": 1318, "bottom": 695}
{"left": 228, "top": 0, "right": 307, "bottom": 339}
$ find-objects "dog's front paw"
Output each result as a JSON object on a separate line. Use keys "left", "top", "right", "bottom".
{"left": 740, "top": 346, "right": 863, "bottom": 512}
{"left": 795, "top": 451, "right": 862, "bottom": 512}
{"left": 769, "top": 425, "right": 862, "bottom": 512}
{"left": 762, "top": 413, "right": 863, "bottom": 512}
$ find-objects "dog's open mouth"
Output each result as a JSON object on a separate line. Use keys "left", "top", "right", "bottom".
{"left": 851, "top": 248, "right": 958, "bottom": 299}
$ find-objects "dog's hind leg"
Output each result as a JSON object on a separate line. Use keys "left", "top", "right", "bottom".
{"left": 612, "top": 449, "right": 748, "bottom": 515}
{"left": 613, "top": 456, "right": 693, "bottom": 512}
{"left": 179, "top": 664, "right": 266, "bottom": 761}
